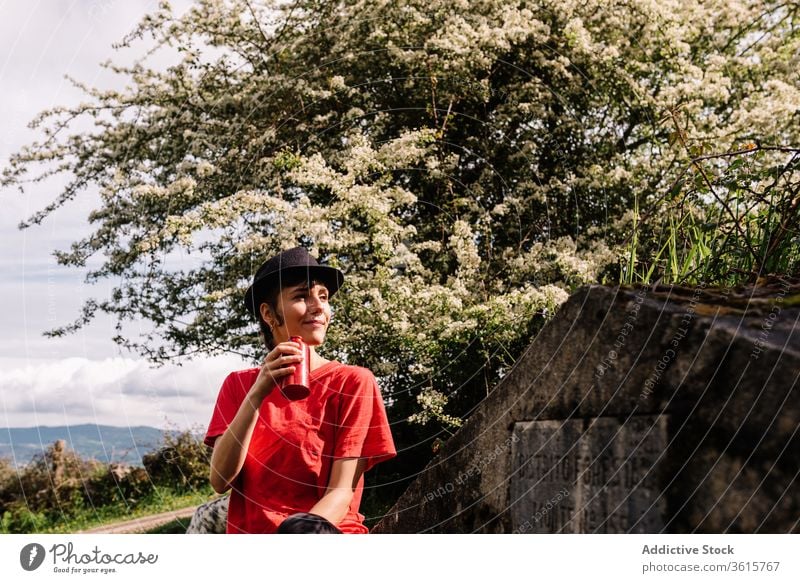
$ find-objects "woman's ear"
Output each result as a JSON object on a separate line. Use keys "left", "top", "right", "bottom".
{"left": 259, "top": 303, "right": 274, "bottom": 329}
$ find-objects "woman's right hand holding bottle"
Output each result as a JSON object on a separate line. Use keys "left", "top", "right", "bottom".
{"left": 250, "top": 341, "right": 303, "bottom": 402}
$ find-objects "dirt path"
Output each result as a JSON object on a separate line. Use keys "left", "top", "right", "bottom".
{"left": 79, "top": 505, "right": 198, "bottom": 534}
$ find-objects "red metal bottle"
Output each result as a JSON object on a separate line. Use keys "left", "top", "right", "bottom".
{"left": 279, "top": 335, "right": 311, "bottom": 400}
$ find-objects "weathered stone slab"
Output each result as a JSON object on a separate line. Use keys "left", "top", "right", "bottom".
{"left": 373, "top": 283, "right": 798, "bottom": 534}
{"left": 510, "top": 416, "right": 667, "bottom": 533}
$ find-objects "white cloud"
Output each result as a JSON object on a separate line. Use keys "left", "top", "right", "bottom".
{"left": 0, "top": 353, "right": 254, "bottom": 430}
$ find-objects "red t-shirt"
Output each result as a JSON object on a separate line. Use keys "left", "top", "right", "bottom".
{"left": 204, "top": 361, "right": 397, "bottom": 534}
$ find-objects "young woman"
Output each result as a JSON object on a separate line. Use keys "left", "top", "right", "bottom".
{"left": 204, "top": 246, "right": 397, "bottom": 534}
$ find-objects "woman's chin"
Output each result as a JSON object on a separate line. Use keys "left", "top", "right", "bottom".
{"left": 296, "top": 330, "right": 326, "bottom": 345}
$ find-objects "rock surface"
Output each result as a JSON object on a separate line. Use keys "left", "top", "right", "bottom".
{"left": 371, "top": 280, "right": 799, "bottom": 533}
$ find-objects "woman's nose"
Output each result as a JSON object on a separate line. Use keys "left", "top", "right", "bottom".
{"left": 306, "top": 293, "right": 324, "bottom": 311}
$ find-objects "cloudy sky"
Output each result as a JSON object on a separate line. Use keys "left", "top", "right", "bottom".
{"left": 0, "top": 0, "right": 250, "bottom": 431}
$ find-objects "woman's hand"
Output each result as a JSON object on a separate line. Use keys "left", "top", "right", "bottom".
{"left": 250, "top": 341, "right": 303, "bottom": 402}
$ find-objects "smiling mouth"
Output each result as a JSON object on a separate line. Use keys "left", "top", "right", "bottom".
{"left": 304, "top": 321, "right": 325, "bottom": 327}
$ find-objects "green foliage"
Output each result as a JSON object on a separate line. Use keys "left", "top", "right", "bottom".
{"left": 0, "top": 441, "right": 105, "bottom": 517}
{"left": 142, "top": 427, "right": 210, "bottom": 492}
{"left": 0, "top": 505, "right": 50, "bottom": 534}
{"left": 84, "top": 465, "right": 152, "bottom": 508}
{"left": 622, "top": 140, "right": 800, "bottom": 286}
{"left": 0, "top": 486, "right": 214, "bottom": 534}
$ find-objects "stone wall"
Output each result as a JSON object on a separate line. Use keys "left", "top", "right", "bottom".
{"left": 371, "top": 282, "right": 799, "bottom": 533}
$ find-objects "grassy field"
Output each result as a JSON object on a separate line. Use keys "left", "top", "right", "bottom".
{"left": 1, "top": 485, "right": 215, "bottom": 534}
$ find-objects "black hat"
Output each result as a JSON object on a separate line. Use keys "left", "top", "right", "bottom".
{"left": 244, "top": 246, "right": 345, "bottom": 321}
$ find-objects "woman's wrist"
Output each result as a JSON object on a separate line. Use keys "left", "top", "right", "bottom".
{"left": 247, "top": 384, "right": 271, "bottom": 409}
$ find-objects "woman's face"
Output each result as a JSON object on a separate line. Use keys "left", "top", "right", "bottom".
{"left": 262, "top": 281, "right": 331, "bottom": 346}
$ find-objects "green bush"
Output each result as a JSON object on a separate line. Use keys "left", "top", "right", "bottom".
{"left": 142, "top": 428, "right": 210, "bottom": 492}
{"left": 0, "top": 503, "right": 50, "bottom": 534}
{"left": 622, "top": 143, "right": 800, "bottom": 286}
{"left": 0, "top": 441, "right": 103, "bottom": 517}
{"left": 84, "top": 465, "right": 152, "bottom": 508}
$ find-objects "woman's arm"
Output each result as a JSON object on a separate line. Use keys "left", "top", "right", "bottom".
{"left": 209, "top": 389, "right": 266, "bottom": 494}
{"left": 209, "top": 342, "right": 303, "bottom": 494}
{"left": 308, "top": 457, "right": 368, "bottom": 525}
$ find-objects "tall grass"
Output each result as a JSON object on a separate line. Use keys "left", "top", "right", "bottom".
{"left": 621, "top": 145, "right": 800, "bottom": 286}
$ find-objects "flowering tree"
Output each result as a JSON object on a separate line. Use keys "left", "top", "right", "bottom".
{"left": 4, "top": 0, "right": 799, "bottom": 440}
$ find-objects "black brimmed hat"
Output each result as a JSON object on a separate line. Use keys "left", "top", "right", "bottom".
{"left": 244, "top": 246, "right": 345, "bottom": 321}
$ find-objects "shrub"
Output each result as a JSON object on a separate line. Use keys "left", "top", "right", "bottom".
{"left": 0, "top": 440, "right": 102, "bottom": 517}
{"left": 84, "top": 464, "right": 152, "bottom": 508}
{"left": 142, "top": 428, "right": 210, "bottom": 492}
{"left": 0, "top": 503, "right": 50, "bottom": 534}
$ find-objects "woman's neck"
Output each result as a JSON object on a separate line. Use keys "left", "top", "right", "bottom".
{"left": 307, "top": 346, "right": 330, "bottom": 369}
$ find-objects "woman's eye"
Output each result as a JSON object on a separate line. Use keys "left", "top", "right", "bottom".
{"left": 295, "top": 293, "right": 328, "bottom": 301}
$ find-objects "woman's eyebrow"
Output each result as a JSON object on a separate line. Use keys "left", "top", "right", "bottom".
{"left": 292, "top": 285, "right": 329, "bottom": 294}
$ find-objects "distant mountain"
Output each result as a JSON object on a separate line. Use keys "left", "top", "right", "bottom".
{"left": 0, "top": 425, "right": 184, "bottom": 468}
